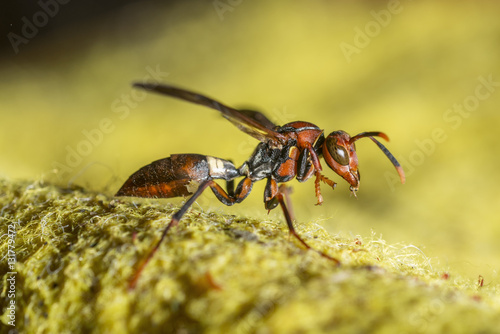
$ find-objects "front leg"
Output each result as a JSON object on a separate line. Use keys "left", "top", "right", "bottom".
{"left": 296, "top": 147, "right": 315, "bottom": 183}
{"left": 314, "top": 172, "right": 336, "bottom": 206}
{"left": 296, "top": 146, "right": 336, "bottom": 205}
{"left": 307, "top": 137, "right": 336, "bottom": 205}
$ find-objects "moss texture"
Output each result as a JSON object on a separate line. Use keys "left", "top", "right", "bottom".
{"left": 1, "top": 178, "right": 500, "bottom": 333}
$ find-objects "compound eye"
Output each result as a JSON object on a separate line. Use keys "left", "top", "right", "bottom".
{"left": 326, "top": 137, "right": 349, "bottom": 166}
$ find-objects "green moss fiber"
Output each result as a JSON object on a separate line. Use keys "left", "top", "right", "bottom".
{"left": 1, "top": 178, "right": 499, "bottom": 333}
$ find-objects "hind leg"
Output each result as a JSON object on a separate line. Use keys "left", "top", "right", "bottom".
{"left": 128, "top": 179, "right": 215, "bottom": 288}
{"left": 128, "top": 176, "right": 254, "bottom": 288}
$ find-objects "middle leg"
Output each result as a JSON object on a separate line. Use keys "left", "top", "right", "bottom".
{"left": 275, "top": 184, "right": 340, "bottom": 264}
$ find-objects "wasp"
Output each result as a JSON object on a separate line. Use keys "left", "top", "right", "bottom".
{"left": 116, "top": 83, "right": 405, "bottom": 287}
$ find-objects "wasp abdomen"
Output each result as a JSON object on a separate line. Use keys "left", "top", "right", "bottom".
{"left": 116, "top": 154, "right": 239, "bottom": 199}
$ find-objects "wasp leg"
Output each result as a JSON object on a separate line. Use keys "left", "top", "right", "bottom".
{"left": 264, "top": 177, "right": 279, "bottom": 210}
{"left": 226, "top": 179, "right": 235, "bottom": 197}
{"left": 305, "top": 142, "right": 323, "bottom": 172}
{"left": 129, "top": 179, "right": 214, "bottom": 289}
{"left": 314, "top": 172, "right": 336, "bottom": 206}
{"left": 275, "top": 184, "right": 340, "bottom": 264}
{"left": 314, "top": 172, "right": 324, "bottom": 206}
{"left": 209, "top": 177, "right": 253, "bottom": 206}
{"left": 296, "top": 148, "right": 316, "bottom": 183}
{"left": 301, "top": 143, "right": 336, "bottom": 190}
{"left": 295, "top": 145, "right": 336, "bottom": 205}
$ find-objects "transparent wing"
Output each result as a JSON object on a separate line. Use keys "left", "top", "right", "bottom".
{"left": 133, "top": 83, "right": 286, "bottom": 144}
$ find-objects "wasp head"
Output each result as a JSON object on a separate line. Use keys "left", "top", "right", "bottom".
{"left": 322, "top": 131, "right": 405, "bottom": 194}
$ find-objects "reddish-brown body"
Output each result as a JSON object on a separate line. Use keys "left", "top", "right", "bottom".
{"left": 277, "top": 121, "right": 323, "bottom": 182}
{"left": 117, "top": 154, "right": 238, "bottom": 198}
{"left": 116, "top": 83, "right": 405, "bottom": 288}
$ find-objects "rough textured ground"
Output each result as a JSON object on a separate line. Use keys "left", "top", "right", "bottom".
{"left": 1, "top": 178, "right": 500, "bottom": 333}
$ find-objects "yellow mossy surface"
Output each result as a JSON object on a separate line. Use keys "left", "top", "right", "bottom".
{"left": 1, "top": 178, "right": 500, "bottom": 333}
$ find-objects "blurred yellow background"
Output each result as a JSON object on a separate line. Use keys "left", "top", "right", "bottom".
{"left": 1, "top": 0, "right": 499, "bottom": 281}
